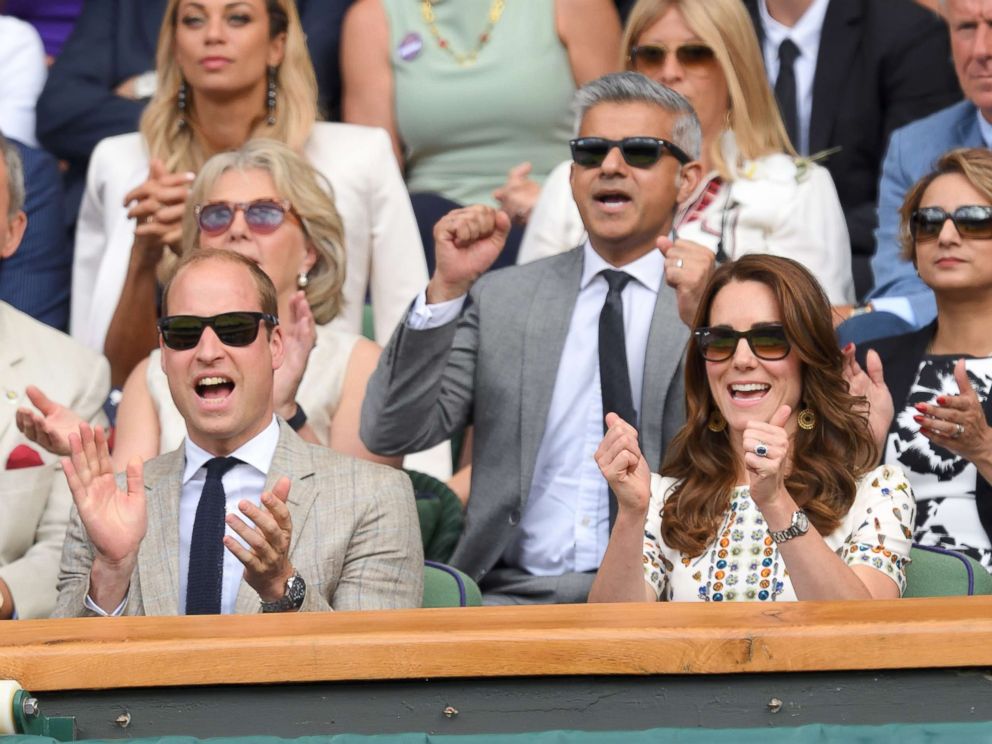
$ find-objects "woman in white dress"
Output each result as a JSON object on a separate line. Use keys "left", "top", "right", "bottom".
{"left": 73, "top": 0, "right": 426, "bottom": 386}
{"left": 589, "top": 254, "right": 913, "bottom": 602}
{"left": 518, "top": 0, "right": 854, "bottom": 306}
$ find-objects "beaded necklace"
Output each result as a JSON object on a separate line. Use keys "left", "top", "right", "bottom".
{"left": 420, "top": 0, "right": 507, "bottom": 67}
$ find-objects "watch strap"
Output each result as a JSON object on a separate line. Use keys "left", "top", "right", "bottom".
{"left": 286, "top": 403, "right": 307, "bottom": 432}
{"left": 769, "top": 510, "right": 809, "bottom": 544}
{"left": 259, "top": 571, "right": 306, "bottom": 612}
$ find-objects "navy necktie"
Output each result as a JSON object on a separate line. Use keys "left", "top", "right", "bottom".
{"left": 599, "top": 269, "right": 636, "bottom": 531}
{"left": 774, "top": 38, "right": 801, "bottom": 151}
{"left": 186, "top": 456, "right": 241, "bottom": 615}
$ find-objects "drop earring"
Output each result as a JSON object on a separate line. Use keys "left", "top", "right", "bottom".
{"left": 177, "top": 79, "right": 188, "bottom": 128}
{"left": 266, "top": 66, "right": 277, "bottom": 125}
{"left": 707, "top": 409, "right": 726, "bottom": 433}
{"left": 297, "top": 272, "right": 309, "bottom": 289}
{"left": 797, "top": 407, "right": 817, "bottom": 431}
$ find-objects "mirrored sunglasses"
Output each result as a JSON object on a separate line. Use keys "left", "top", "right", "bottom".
{"left": 194, "top": 199, "right": 297, "bottom": 236}
{"left": 157, "top": 311, "right": 279, "bottom": 351}
{"left": 694, "top": 324, "right": 791, "bottom": 362}
{"left": 910, "top": 205, "right": 992, "bottom": 242}
{"left": 569, "top": 136, "right": 691, "bottom": 169}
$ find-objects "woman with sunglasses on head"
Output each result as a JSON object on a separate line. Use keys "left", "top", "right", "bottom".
{"left": 848, "top": 148, "right": 992, "bottom": 574}
{"left": 71, "top": 0, "right": 426, "bottom": 386}
{"left": 589, "top": 254, "right": 913, "bottom": 603}
{"left": 518, "top": 0, "right": 854, "bottom": 308}
{"left": 108, "top": 139, "right": 403, "bottom": 471}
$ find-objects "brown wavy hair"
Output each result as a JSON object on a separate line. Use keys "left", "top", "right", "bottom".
{"left": 660, "top": 254, "right": 877, "bottom": 556}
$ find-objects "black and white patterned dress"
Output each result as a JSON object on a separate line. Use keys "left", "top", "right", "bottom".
{"left": 885, "top": 354, "right": 992, "bottom": 572}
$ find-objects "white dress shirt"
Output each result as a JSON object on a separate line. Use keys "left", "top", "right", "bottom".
{"left": 86, "top": 417, "right": 280, "bottom": 616}
{"left": 758, "top": 0, "right": 830, "bottom": 156}
{"left": 0, "top": 16, "right": 46, "bottom": 147}
{"left": 410, "top": 243, "right": 663, "bottom": 575}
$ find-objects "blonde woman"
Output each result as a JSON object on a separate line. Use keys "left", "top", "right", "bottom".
{"left": 518, "top": 0, "right": 854, "bottom": 307}
{"left": 71, "top": 0, "right": 426, "bottom": 385}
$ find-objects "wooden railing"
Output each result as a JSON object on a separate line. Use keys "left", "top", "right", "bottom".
{"left": 2, "top": 597, "right": 991, "bottom": 691}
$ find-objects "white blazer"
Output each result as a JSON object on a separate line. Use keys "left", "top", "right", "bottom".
{"left": 71, "top": 122, "right": 428, "bottom": 350}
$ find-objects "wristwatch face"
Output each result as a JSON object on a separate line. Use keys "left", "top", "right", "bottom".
{"left": 286, "top": 574, "right": 306, "bottom": 609}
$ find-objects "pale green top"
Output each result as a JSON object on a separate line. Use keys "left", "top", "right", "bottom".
{"left": 384, "top": 0, "right": 576, "bottom": 206}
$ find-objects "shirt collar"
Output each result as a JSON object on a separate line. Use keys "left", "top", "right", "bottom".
{"left": 977, "top": 108, "right": 992, "bottom": 148}
{"left": 579, "top": 240, "right": 664, "bottom": 293}
{"left": 182, "top": 416, "right": 280, "bottom": 484}
{"left": 758, "top": 0, "right": 830, "bottom": 56}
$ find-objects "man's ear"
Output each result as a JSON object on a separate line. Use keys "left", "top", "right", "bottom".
{"left": 0, "top": 210, "right": 26, "bottom": 259}
{"left": 269, "top": 324, "right": 285, "bottom": 372}
{"left": 675, "top": 162, "right": 704, "bottom": 205}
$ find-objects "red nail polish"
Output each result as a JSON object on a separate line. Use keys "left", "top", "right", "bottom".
{"left": 913, "top": 415, "right": 924, "bottom": 423}
{"left": 914, "top": 403, "right": 927, "bottom": 412}
{"left": 937, "top": 396, "right": 947, "bottom": 405}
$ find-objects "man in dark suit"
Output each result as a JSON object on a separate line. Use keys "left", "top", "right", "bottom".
{"left": 743, "top": 0, "right": 960, "bottom": 297}
{"left": 0, "top": 137, "right": 68, "bottom": 330}
{"left": 35, "top": 0, "right": 353, "bottom": 224}
{"left": 361, "top": 72, "right": 705, "bottom": 605}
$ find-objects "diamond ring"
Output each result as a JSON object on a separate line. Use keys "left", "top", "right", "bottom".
{"left": 953, "top": 423, "right": 964, "bottom": 439}
{"left": 755, "top": 442, "right": 769, "bottom": 457}
{"left": 675, "top": 258, "right": 684, "bottom": 269}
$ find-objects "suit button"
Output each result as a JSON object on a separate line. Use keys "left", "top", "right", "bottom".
{"left": 508, "top": 509, "right": 521, "bottom": 526}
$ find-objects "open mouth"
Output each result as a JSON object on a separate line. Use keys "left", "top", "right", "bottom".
{"left": 196, "top": 376, "right": 235, "bottom": 401}
{"left": 594, "top": 191, "right": 632, "bottom": 208}
{"left": 729, "top": 382, "right": 770, "bottom": 401}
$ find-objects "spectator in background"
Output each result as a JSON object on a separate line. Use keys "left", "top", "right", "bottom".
{"left": 0, "top": 134, "right": 109, "bottom": 620}
{"left": 520, "top": 0, "right": 855, "bottom": 306}
{"left": 35, "top": 0, "right": 355, "bottom": 228}
{"left": 341, "top": 0, "right": 621, "bottom": 271}
{"left": 0, "top": 13, "right": 46, "bottom": 147}
{"left": 71, "top": 0, "right": 424, "bottom": 387}
{"left": 744, "top": 0, "right": 961, "bottom": 300}
{"left": 0, "top": 136, "right": 69, "bottom": 330}
{"left": 5, "top": 0, "right": 83, "bottom": 60}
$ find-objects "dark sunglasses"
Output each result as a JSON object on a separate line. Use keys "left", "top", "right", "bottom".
{"left": 195, "top": 199, "right": 297, "bottom": 236}
{"left": 629, "top": 43, "right": 716, "bottom": 70}
{"left": 157, "top": 311, "right": 279, "bottom": 351}
{"left": 570, "top": 136, "right": 691, "bottom": 169}
{"left": 910, "top": 205, "right": 992, "bottom": 242}
{"left": 694, "top": 324, "right": 791, "bottom": 362}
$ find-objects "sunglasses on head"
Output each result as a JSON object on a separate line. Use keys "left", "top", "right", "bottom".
{"left": 195, "top": 199, "right": 297, "bottom": 236}
{"left": 570, "top": 136, "right": 691, "bottom": 169}
{"left": 910, "top": 205, "right": 992, "bottom": 242}
{"left": 628, "top": 42, "right": 716, "bottom": 71}
{"left": 693, "top": 324, "right": 791, "bottom": 362}
{"left": 157, "top": 311, "right": 279, "bottom": 351}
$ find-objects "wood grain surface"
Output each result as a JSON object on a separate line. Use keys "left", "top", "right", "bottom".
{"left": 2, "top": 597, "right": 991, "bottom": 691}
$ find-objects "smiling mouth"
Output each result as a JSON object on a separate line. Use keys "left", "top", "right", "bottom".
{"left": 594, "top": 192, "right": 632, "bottom": 209}
{"left": 729, "top": 383, "right": 770, "bottom": 401}
{"left": 196, "top": 376, "right": 235, "bottom": 400}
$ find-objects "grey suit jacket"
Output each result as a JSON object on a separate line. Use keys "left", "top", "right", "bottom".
{"left": 361, "top": 247, "right": 688, "bottom": 584}
{"left": 0, "top": 302, "right": 109, "bottom": 619}
{"left": 53, "top": 420, "right": 423, "bottom": 616}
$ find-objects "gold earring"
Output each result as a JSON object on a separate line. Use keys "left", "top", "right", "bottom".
{"left": 797, "top": 407, "right": 816, "bottom": 431}
{"left": 707, "top": 409, "right": 726, "bottom": 432}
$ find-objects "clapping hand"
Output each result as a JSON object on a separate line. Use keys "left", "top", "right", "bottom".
{"left": 427, "top": 205, "right": 511, "bottom": 303}
{"left": 125, "top": 159, "right": 195, "bottom": 258}
{"left": 743, "top": 405, "right": 792, "bottom": 507}
{"left": 492, "top": 161, "right": 540, "bottom": 224}
{"left": 16, "top": 385, "right": 86, "bottom": 456}
{"left": 224, "top": 476, "right": 295, "bottom": 603}
{"left": 841, "top": 343, "right": 893, "bottom": 455}
{"left": 658, "top": 236, "right": 716, "bottom": 327}
{"left": 594, "top": 413, "right": 651, "bottom": 516}
{"left": 273, "top": 291, "right": 316, "bottom": 417}
{"left": 915, "top": 359, "right": 992, "bottom": 462}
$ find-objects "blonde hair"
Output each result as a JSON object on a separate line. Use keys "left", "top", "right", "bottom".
{"left": 181, "top": 139, "right": 346, "bottom": 325}
{"left": 139, "top": 0, "right": 318, "bottom": 174}
{"left": 621, "top": 0, "right": 795, "bottom": 176}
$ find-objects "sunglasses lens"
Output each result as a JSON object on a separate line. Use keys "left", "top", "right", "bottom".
{"left": 631, "top": 45, "right": 666, "bottom": 70}
{"left": 952, "top": 206, "right": 992, "bottom": 239}
{"left": 212, "top": 312, "right": 262, "bottom": 346}
{"left": 245, "top": 202, "right": 287, "bottom": 234}
{"left": 697, "top": 329, "right": 737, "bottom": 361}
{"left": 621, "top": 138, "right": 663, "bottom": 168}
{"left": 750, "top": 327, "right": 790, "bottom": 359}
{"left": 912, "top": 208, "right": 945, "bottom": 241}
{"left": 571, "top": 139, "right": 609, "bottom": 167}
{"left": 198, "top": 204, "right": 234, "bottom": 235}
{"left": 676, "top": 44, "right": 715, "bottom": 66}
{"left": 160, "top": 316, "right": 206, "bottom": 350}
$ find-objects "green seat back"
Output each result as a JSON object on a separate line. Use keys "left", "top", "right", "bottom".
{"left": 904, "top": 545, "right": 992, "bottom": 597}
{"left": 422, "top": 562, "right": 482, "bottom": 607}
{"left": 407, "top": 469, "right": 464, "bottom": 564}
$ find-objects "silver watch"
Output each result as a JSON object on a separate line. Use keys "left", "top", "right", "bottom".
{"left": 769, "top": 510, "right": 810, "bottom": 544}
{"left": 260, "top": 571, "right": 306, "bottom": 613}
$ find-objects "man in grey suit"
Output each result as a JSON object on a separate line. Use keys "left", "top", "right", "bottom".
{"left": 361, "top": 73, "right": 705, "bottom": 604}
{"left": 54, "top": 249, "right": 423, "bottom": 617}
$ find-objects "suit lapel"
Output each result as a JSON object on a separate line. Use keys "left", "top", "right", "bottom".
{"left": 639, "top": 281, "right": 687, "bottom": 468}
{"left": 233, "top": 422, "right": 318, "bottom": 614}
{"left": 954, "top": 104, "right": 984, "bottom": 148}
{"left": 137, "top": 447, "right": 184, "bottom": 616}
{"left": 809, "top": 0, "right": 863, "bottom": 154}
{"left": 519, "top": 248, "right": 583, "bottom": 502}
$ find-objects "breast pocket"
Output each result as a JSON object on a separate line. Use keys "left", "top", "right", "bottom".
{"left": 0, "top": 465, "right": 55, "bottom": 564}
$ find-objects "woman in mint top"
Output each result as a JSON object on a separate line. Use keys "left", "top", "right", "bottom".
{"left": 341, "top": 0, "right": 620, "bottom": 268}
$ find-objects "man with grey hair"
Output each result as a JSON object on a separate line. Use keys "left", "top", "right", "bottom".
{"left": 0, "top": 134, "right": 110, "bottom": 619}
{"left": 362, "top": 72, "right": 703, "bottom": 604}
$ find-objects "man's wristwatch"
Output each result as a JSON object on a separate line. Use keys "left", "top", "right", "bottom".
{"left": 769, "top": 510, "right": 810, "bottom": 544}
{"left": 260, "top": 571, "right": 306, "bottom": 613}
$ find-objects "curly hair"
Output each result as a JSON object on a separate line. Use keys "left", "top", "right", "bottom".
{"left": 660, "top": 254, "right": 877, "bottom": 556}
